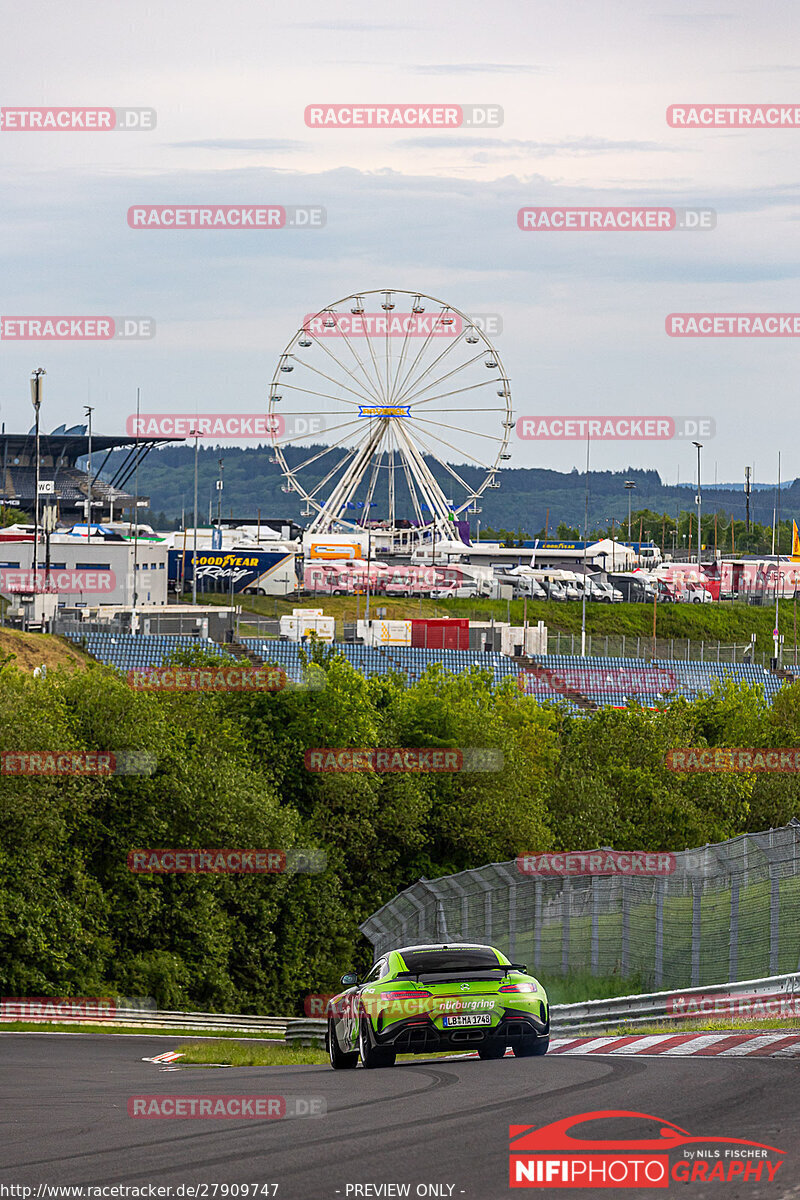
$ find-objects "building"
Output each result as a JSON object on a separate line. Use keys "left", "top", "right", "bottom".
{"left": 0, "top": 426, "right": 180, "bottom": 522}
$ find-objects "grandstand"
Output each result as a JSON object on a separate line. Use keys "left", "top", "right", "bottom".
{"left": 64, "top": 633, "right": 791, "bottom": 709}
{"left": 63, "top": 632, "right": 236, "bottom": 671}
{"left": 0, "top": 427, "right": 181, "bottom": 521}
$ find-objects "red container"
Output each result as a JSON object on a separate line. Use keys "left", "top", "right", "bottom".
{"left": 410, "top": 618, "right": 469, "bottom": 650}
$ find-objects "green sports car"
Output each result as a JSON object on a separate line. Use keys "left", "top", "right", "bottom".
{"left": 326, "top": 942, "right": 549, "bottom": 1069}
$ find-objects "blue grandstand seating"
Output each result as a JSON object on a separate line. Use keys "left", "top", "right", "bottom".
{"left": 65, "top": 632, "right": 790, "bottom": 711}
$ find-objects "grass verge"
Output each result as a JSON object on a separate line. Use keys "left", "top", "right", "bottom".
{"left": 597, "top": 1017, "right": 800, "bottom": 1036}
{"left": 175, "top": 1040, "right": 477, "bottom": 1067}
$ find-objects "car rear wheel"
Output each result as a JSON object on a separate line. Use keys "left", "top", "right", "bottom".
{"left": 477, "top": 1042, "right": 506, "bottom": 1060}
{"left": 359, "top": 1018, "right": 396, "bottom": 1068}
{"left": 328, "top": 1020, "right": 358, "bottom": 1070}
{"left": 513, "top": 1036, "right": 549, "bottom": 1057}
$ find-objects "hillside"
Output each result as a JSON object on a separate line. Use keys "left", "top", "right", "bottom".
{"left": 0, "top": 629, "right": 92, "bottom": 672}
{"left": 101, "top": 445, "right": 798, "bottom": 534}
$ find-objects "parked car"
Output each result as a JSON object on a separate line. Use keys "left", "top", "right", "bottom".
{"left": 608, "top": 573, "right": 657, "bottom": 603}
{"left": 681, "top": 582, "right": 713, "bottom": 604}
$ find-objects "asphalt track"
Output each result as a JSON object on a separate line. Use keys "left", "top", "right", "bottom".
{"left": 1, "top": 1034, "right": 799, "bottom": 1200}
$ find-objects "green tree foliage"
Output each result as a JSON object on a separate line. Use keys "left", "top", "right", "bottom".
{"left": 0, "top": 654, "right": 794, "bottom": 1011}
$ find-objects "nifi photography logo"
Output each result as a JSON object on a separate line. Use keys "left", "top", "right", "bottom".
{"left": 508, "top": 1111, "right": 784, "bottom": 1188}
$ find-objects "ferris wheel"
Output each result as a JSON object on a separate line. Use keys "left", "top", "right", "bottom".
{"left": 267, "top": 288, "right": 513, "bottom": 543}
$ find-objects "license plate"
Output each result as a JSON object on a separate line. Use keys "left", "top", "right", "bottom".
{"left": 442, "top": 1013, "right": 492, "bottom": 1027}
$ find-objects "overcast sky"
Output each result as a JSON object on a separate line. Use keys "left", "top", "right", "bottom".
{"left": 1, "top": 0, "right": 799, "bottom": 490}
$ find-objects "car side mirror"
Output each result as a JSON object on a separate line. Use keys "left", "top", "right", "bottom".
{"left": 340, "top": 973, "right": 359, "bottom": 988}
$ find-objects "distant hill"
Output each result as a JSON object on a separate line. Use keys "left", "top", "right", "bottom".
{"left": 99, "top": 444, "right": 798, "bottom": 535}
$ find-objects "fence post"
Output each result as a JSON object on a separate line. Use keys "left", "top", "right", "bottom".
{"left": 620, "top": 877, "right": 630, "bottom": 976}
{"left": 636, "top": 636, "right": 640, "bottom": 658}
{"left": 622, "top": 634, "right": 626, "bottom": 657}
{"left": 534, "top": 881, "right": 542, "bottom": 971}
{"left": 769, "top": 864, "right": 780, "bottom": 975}
{"left": 654, "top": 879, "right": 665, "bottom": 988}
{"left": 729, "top": 878, "right": 739, "bottom": 982}
{"left": 591, "top": 877, "right": 600, "bottom": 976}
{"left": 561, "top": 878, "right": 571, "bottom": 975}
{"left": 571, "top": 634, "right": 574, "bottom": 655}
{"left": 691, "top": 881, "right": 702, "bottom": 987}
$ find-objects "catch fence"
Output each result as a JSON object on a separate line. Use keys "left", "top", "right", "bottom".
{"left": 361, "top": 821, "right": 800, "bottom": 991}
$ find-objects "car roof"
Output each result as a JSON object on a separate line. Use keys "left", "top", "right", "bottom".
{"left": 391, "top": 942, "right": 500, "bottom": 957}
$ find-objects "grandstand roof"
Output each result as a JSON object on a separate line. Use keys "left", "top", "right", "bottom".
{"left": 0, "top": 429, "right": 182, "bottom": 514}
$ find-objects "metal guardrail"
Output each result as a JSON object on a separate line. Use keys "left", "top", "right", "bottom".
{"left": 275, "top": 971, "right": 800, "bottom": 1046}
{"left": 0, "top": 1007, "right": 290, "bottom": 1036}
{"left": 549, "top": 970, "right": 800, "bottom": 1033}
{"left": 284, "top": 1019, "right": 328, "bottom": 1047}
{"left": 4, "top": 973, "right": 797, "bottom": 1045}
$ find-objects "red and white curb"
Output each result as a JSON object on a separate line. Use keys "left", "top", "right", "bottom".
{"left": 548, "top": 1033, "right": 800, "bottom": 1058}
{"left": 143, "top": 1050, "right": 184, "bottom": 1064}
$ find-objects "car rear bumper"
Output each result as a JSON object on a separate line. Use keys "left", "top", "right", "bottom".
{"left": 373, "top": 1008, "right": 549, "bottom": 1054}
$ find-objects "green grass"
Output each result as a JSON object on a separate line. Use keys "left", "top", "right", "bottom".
{"left": 601, "top": 1017, "right": 800, "bottom": 1035}
{"left": 536, "top": 970, "right": 647, "bottom": 1005}
{"left": 177, "top": 1041, "right": 328, "bottom": 1066}
{"left": 175, "top": 1039, "right": 477, "bottom": 1067}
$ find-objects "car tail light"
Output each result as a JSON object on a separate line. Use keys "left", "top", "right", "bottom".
{"left": 382, "top": 990, "right": 432, "bottom": 999}
{"left": 499, "top": 983, "right": 537, "bottom": 993}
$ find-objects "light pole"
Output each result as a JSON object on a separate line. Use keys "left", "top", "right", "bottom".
{"left": 217, "top": 458, "right": 223, "bottom": 531}
{"left": 624, "top": 480, "right": 636, "bottom": 556}
{"left": 607, "top": 516, "right": 616, "bottom": 570}
{"left": 30, "top": 369, "right": 45, "bottom": 591}
{"left": 191, "top": 430, "right": 200, "bottom": 605}
{"left": 693, "top": 441, "right": 703, "bottom": 568}
{"left": 84, "top": 405, "right": 94, "bottom": 540}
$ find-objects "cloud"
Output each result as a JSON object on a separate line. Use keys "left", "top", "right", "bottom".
{"left": 395, "top": 135, "right": 682, "bottom": 157}
{"left": 412, "top": 62, "right": 545, "bottom": 75}
{"left": 170, "top": 139, "right": 307, "bottom": 153}
{"left": 286, "top": 20, "right": 412, "bottom": 31}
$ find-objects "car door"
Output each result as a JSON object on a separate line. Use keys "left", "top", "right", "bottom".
{"left": 344, "top": 959, "right": 386, "bottom": 1046}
